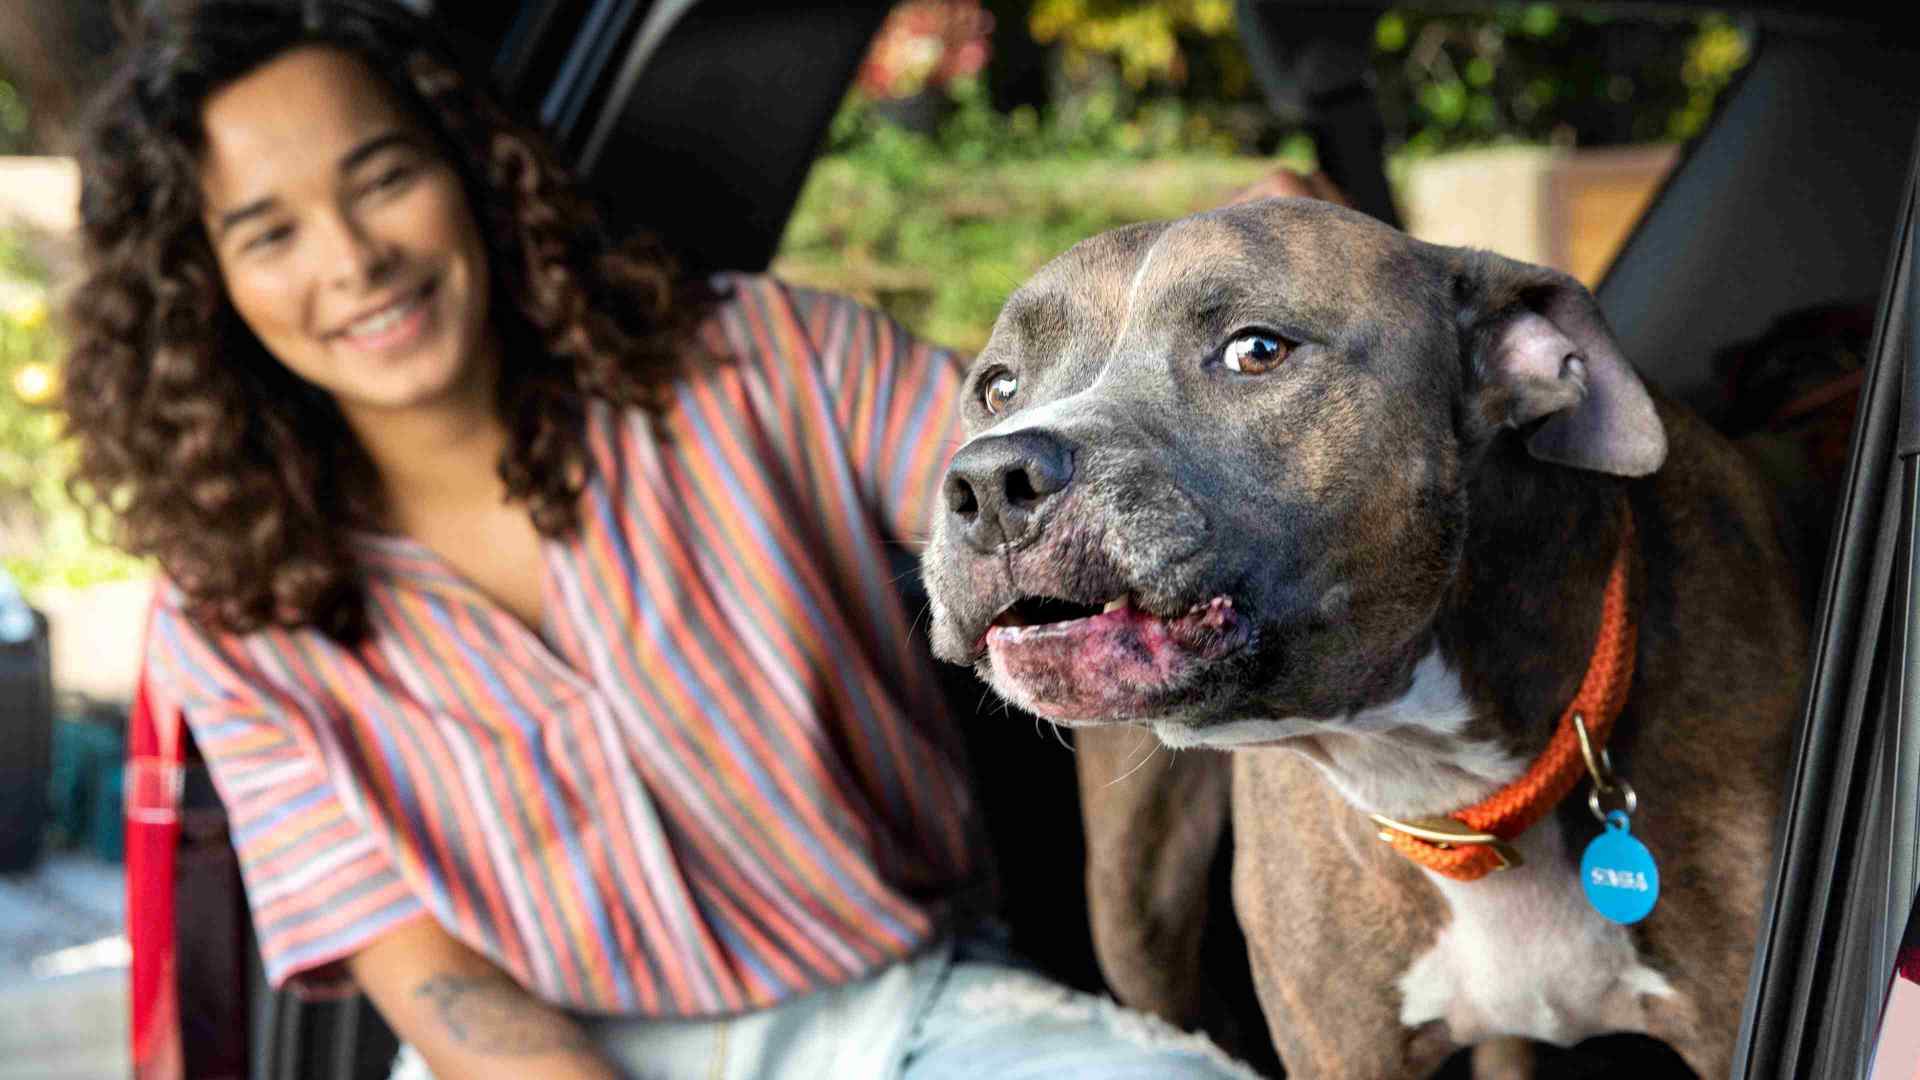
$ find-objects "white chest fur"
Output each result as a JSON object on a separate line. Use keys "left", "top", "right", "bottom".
{"left": 1174, "top": 648, "right": 1681, "bottom": 1045}
{"left": 1396, "top": 823, "right": 1676, "bottom": 1045}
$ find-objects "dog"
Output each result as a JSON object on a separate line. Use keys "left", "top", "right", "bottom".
{"left": 919, "top": 198, "right": 1805, "bottom": 1077}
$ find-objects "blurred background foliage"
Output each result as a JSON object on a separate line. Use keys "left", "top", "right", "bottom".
{"left": 0, "top": 1, "right": 1750, "bottom": 590}
{"left": 1030, "top": 0, "right": 1241, "bottom": 89}
{"left": 0, "top": 231, "right": 147, "bottom": 592}
{"left": 776, "top": 1, "right": 1749, "bottom": 351}
{"left": 0, "top": 79, "right": 28, "bottom": 155}
{"left": 1374, "top": 7, "right": 1748, "bottom": 153}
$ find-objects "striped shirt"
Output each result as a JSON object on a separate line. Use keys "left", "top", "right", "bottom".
{"left": 147, "top": 275, "right": 983, "bottom": 1016}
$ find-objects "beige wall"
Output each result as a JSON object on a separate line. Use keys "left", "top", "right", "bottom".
{"left": 1400, "top": 144, "right": 1678, "bottom": 287}
{"left": 0, "top": 156, "right": 78, "bottom": 233}
{"left": 0, "top": 156, "right": 80, "bottom": 289}
{"left": 1402, "top": 146, "right": 1560, "bottom": 266}
{"left": 33, "top": 578, "right": 152, "bottom": 704}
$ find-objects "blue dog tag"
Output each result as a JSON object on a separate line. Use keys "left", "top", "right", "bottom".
{"left": 1580, "top": 811, "right": 1659, "bottom": 925}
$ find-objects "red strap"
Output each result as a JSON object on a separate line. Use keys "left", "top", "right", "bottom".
{"left": 1378, "top": 509, "right": 1637, "bottom": 882}
{"left": 126, "top": 594, "right": 184, "bottom": 1080}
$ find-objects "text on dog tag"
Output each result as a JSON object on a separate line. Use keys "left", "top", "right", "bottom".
{"left": 1580, "top": 811, "right": 1659, "bottom": 925}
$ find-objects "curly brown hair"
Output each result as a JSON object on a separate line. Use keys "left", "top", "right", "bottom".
{"left": 62, "top": 0, "right": 714, "bottom": 641}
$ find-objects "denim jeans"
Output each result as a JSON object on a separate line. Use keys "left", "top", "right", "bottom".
{"left": 389, "top": 928, "right": 1260, "bottom": 1079}
{"left": 894, "top": 945, "right": 1261, "bottom": 1079}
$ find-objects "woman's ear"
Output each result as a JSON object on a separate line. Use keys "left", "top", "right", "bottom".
{"left": 1458, "top": 250, "right": 1667, "bottom": 477}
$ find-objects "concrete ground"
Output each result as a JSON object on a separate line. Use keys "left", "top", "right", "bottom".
{"left": 0, "top": 578, "right": 152, "bottom": 1079}
{"left": 3, "top": 151, "right": 147, "bottom": 1074}
{"left": 0, "top": 853, "right": 128, "bottom": 1079}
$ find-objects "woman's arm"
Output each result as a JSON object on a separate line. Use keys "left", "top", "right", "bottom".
{"left": 348, "top": 917, "right": 622, "bottom": 1080}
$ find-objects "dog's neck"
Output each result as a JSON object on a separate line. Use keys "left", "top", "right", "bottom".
{"left": 1279, "top": 649, "right": 1529, "bottom": 820}
{"left": 1291, "top": 447, "right": 1631, "bottom": 822}
{"left": 1443, "top": 444, "right": 1631, "bottom": 754}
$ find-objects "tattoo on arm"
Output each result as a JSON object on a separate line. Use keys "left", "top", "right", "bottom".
{"left": 412, "top": 973, "right": 595, "bottom": 1056}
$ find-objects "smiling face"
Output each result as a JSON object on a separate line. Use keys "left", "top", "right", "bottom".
{"left": 921, "top": 200, "right": 1476, "bottom": 737}
{"left": 199, "top": 46, "right": 496, "bottom": 427}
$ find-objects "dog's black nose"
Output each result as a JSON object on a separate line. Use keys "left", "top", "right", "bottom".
{"left": 943, "top": 429, "right": 1075, "bottom": 552}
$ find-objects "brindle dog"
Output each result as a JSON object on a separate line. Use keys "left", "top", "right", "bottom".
{"left": 920, "top": 199, "right": 1804, "bottom": 1078}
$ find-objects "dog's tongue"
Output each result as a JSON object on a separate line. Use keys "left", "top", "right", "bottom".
{"left": 986, "top": 597, "right": 1245, "bottom": 722}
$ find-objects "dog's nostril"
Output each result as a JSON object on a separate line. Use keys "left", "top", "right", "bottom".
{"left": 1004, "top": 468, "right": 1039, "bottom": 509}
{"left": 945, "top": 474, "right": 979, "bottom": 519}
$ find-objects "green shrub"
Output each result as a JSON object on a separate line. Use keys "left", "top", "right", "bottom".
{"left": 777, "top": 141, "right": 1296, "bottom": 352}
{"left": 0, "top": 230, "right": 150, "bottom": 595}
{"left": 788, "top": 79, "right": 1310, "bottom": 351}
{"left": 0, "top": 73, "right": 30, "bottom": 155}
{"left": 1371, "top": 7, "right": 1749, "bottom": 155}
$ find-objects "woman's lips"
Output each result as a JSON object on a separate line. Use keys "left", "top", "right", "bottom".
{"left": 332, "top": 280, "right": 437, "bottom": 354}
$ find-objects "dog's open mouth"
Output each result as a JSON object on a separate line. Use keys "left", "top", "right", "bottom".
{"left": 980, "top": 593, "right": 1249, "bottom": 722}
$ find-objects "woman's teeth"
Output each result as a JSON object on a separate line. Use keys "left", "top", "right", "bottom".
{"left": 345, "top": 294, "right": 423, "bottom": 338}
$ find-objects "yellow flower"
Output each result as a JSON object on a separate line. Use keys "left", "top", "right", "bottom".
{"left": 6, "top": 296, "right": 49, "bottom": 333}
{"left": 12, "top": 362, "right": 55, "bottom": 406}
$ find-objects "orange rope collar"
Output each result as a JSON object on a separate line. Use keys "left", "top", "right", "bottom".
{"left": 1372, "top": 508, "right": 1637, "bottom": 882}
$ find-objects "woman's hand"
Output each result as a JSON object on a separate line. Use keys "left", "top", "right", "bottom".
{"left": 348, "top": 917, "right": 623, "bottom": 1080}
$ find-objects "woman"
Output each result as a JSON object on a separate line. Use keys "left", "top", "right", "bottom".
{"left": 62, "top": 1, "right": 1256, "bottom": 1076}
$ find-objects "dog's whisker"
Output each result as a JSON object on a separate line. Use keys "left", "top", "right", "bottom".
{"left": 1120, "top": 730, "right": 1157, "bottom": 770}
{"left": 1105, "top": 734, "right": 1162, "bottom": 787}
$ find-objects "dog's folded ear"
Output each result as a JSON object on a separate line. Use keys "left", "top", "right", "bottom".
{"left": 1457, "top": 250, "right": 1667, "bottom": 477}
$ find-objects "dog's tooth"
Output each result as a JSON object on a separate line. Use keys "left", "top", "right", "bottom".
{"left": 1103, "top": 596, "right": 1132, "bottom": 614}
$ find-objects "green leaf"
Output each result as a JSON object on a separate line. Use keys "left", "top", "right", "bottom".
{"left": 1418, "top": 81, "right": 1470, "bottom": 127}
{"left": 1376, "top": 12, "right": 1409, "bottom": 53}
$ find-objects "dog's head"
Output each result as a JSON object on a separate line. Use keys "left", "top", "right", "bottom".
{"left": 920, "top": 198, "right": 1665, "bottom": 746}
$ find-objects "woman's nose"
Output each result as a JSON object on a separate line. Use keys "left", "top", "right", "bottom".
{"left": 320, "top": 211, "right": 398, "bottom": 288}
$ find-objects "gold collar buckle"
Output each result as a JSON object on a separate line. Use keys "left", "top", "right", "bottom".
{"left": 1369, "top": 813, "right": 1525, "bottom": 872}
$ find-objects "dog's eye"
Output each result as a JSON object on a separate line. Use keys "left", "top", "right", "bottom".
{"left": 1222, "top": 331, "right": 1291, "bottom": 375}
{"left": 981, "top": 369, "right": 1019, "bottom": 415}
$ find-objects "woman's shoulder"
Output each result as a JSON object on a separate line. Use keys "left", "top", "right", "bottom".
{"left": 699, "top": 272, "right": 897, "bottom": 359}
{"left": 704, "top": 270, "right": 851, "bottom": 314}
{"left": 144, "top": 577, "right": 362, "bottom": 714}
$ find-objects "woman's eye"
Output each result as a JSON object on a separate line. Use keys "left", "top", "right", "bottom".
{"left": 243, "top": 224, "right": 293, "bottom": 253}
{"left": 367, "top": 164, "right": 417, "bottom": 194}
{"left": 1222, "top": 331, "right": 1292, "bottom": 374}
{"left": 981, "top": 369, "right": 1019, "bottom": 415}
